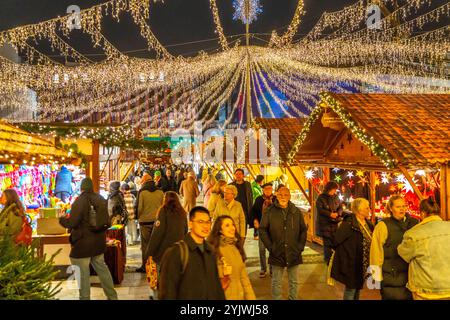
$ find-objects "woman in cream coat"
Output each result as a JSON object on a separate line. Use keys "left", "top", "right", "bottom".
{"left": 213, "top": 185, "right": 247, "bottom": 238}
{"left": 208, "top": 215, "right": 255, "bottom": 300}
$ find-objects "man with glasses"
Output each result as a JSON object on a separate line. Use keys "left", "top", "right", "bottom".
{"left": 159, "top": 206, "right": 225, "bottom": 300}
{"left": 259, "top": 187, "right": 308, "bottom": 300}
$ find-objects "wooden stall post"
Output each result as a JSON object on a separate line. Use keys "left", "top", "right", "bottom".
{"left": 92, "top": 140, "right": 100, "bottom": 193}
{"left": 369, "top": 171, "right": 377, "bottom": 210}
{"left": 440, "top": 163, "right": 450, "bottom": 221}
{"left": 399, "top": 165, "right": 424, "bottom": 201}
{"left": 287, "top": 166, "right": 311, "bottom": 206}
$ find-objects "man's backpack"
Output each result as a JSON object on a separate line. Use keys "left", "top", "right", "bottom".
{"left": 87, "top": 196, "right": 110, "bottom": 232}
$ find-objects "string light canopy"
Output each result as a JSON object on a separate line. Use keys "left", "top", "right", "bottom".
{"left": 0, "top": 0, "right": 448, "bottom": 130}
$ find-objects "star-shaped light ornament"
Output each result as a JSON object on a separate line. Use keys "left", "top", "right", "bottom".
{"left": 334, "top": 175, "right": 342, "bottom": 183}
{"left": 403, "top": 178, "right": 419, "bottom": 194}
{"left": 347, "top": 171, "right": 354, "bottom": 179}
{"left": 381, "top": 173, "right": 390, "bottom": 184}
{"left": 375, "top": 175, "right": 381, "bottom": 187}
{"left": 389, "top": 185, "right": 398, "bottom": 193}
{"left": 332, "top": 168, "right": 341, "bottom": 173}
{"left": 338, "top": 194, "right": 344, "bottom": 201}
{"left": 305, "top": 170, "right": 315, "bottom": 180}
{"left": 415, "top": 170, "right": 426, "bottom": 177}
{"left": 347, "top": 180, "right": 355, "bottom": 188}
{"left": 396, "top": 174, "right": 406, "bottom": 183}
{"left": 356, "top": 170, "right": 365, "bottom": 177}
{"left": 358, "top": 176, "right": 368, "bottom": 186}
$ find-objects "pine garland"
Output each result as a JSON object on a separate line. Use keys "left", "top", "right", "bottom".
{"left": 0, "top": 237, "right": 62, "bottom": 300}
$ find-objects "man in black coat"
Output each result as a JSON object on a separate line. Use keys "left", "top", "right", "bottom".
{"left": 165, "top": 168, "right": 178, "bottom": 192}
{"left": 59, "top": 177, "right": 118, "bottom": 300}
{"left": 229, "top": 168, "right": 253, "bottom": 236}
{"left": 250, "top": 182, "right": 276, "bottom": 277}
{"left": 316, "top": 181, "right": 343, "bottom": 265}
{"left": 259, "top": 187, "right": 308, "bottom": 300}
{"left": 159, "top": 206, "right": 225, "bottom": 300}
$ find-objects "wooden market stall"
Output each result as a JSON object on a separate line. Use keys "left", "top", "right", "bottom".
{"left": 286, "top": 93, "right": 450, "bottom": 246}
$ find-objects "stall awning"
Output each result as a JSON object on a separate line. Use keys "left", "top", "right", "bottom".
{"left": 289, "top": 93, "right": 450, "bottom": 170}
{"left": 0, "top": 120, "right": 72, "bottom": 164}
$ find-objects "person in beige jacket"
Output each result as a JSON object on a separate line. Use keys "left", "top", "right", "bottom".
{"left": 179, "top": 172, "right": 200, "bottom": 213}
{"left": 207, "top": 180, "right": 227, "bottom": 213}
{"left": 208, "top": 215, "right": 256, "bottom": 300}
{"left": 213, "top": 185, "right": 247, "bottom": 238}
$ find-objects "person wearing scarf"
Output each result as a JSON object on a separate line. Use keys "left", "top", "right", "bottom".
{"left": 208, "top": 215, "right": 256, "bottom": 300}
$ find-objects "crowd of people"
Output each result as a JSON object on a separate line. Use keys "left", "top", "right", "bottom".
{"left": 1, "top": 163, "right": 449, "bottom": 301}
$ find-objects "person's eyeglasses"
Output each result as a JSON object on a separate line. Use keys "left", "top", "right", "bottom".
{"left": 192, "top": 219, "right": 212, "bottom": 225}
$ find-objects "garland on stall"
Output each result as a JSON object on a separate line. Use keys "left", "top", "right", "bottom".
{"left": 19, "top": 124, "right": 168, "bottom": 152}
{"left": 287, "top": 93, "right": 397, "bottom": 169}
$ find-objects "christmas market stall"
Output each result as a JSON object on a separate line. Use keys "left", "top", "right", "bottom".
{"left": 287, "top": 93, "right": 450, "bottom": 243}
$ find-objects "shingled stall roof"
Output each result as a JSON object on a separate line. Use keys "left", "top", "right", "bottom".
{"left": 0, "top": 120, "right": 73, "bottom": 164}
{"left": 288, "top": 93, "right": 450, "bottom": 170}
{"left": 252, "top": 117, "right": 305, "bottom": 164}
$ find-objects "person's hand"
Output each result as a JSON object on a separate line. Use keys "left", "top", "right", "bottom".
{"left": 330, "top": 213, "right": 338, "bottom": 219}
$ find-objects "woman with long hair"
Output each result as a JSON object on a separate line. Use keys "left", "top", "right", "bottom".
{"left": 207, "top": 215, "right": 255, "bottom": 300}
{"left": 0, "top": 189, "right": 25, "bottom": 237}
{"left": 147, "top": 191, "right": 188, "bottom": 266}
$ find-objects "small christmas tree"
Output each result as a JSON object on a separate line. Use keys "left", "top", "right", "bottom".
{"left": 0, "top": 236, "right": 62, "bottom": 300}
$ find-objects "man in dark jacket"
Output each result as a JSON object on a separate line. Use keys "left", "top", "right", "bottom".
{"left": 316, "top": 181, "right": 343, "bottom": 265}
{"left": 59, "top": 177, "right": 118, "bottom": 300}
{"left": 165, "top": 168, "right": 178, "bottom": 192}
{"left": 154, "top": 170, "right": 169, "bottom": 192}
{"left": 250, "top": 182, "right": 276, "bottom": 277}
{"left": 159, "top": 206, "right": 225, "bottom": 300}
{"left": 259, "top": 187, "right": 308, "bottom": 300}
{"left": 229, "top": 168, "right": 253, "bottom": 236}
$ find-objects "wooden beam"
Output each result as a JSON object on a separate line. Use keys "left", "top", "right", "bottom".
{"left": 369, "top": 171, "right": 377, "bottom": 223}
{"left": 287, "top": 165, "right": 311, "bottom": 206}
{"left": 398, "top": 165, "right": 424, "bottom": 201}
{"left": 440, "top": 163, "right": 450, "bottom": 221}
{"left": 222, "top": 162, "right": 234, "bottom": 182}
{"left": 244, "top": 164, "right": 256, "bottom": 180}
{"left": 91, "top": 140, "right": 100, "bottom": 193}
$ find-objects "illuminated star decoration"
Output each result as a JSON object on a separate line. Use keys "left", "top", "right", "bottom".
{"left": 389, "top": 185, "right": 398, "bottom": 193}
{"left": 347, "top": 171, "right": 354, "bottom": 179}
{"left": 381, "top": 172, "right": 390, "bottom": 184}
{"left": 233, "top": 0, "right": 263, "bottom": 24}
{"left": 358, "top": 176, "right": 368, "bottom": 187}
{"left": 356, "top": 170, "right": 365, "bottom": 177}
{"left": 347, "top": 180, "right": 355, "bottom": 188}
{"left": 415, "top": 170, "right": 426, "bottom": 177}
{"left": 332, "top": 168, "right": 341, "bottom": 173}
{"left": 334, "top": 175, "right": 342, "bottom": 183}
{"left": 375, "top": 174, "right": 381, "bottom": 187}
{"left": 403, "top": 178, "right": 419, "bottom": 194}
{"left": 305, "top": 170, "right": 315, "bottom": 180}
{"left": 338, "top": 194, "right": 344, "bottom": 201}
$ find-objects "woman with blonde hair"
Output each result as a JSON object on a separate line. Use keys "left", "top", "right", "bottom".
{"left": 0, "top": 189, "right": 25, "bottom": 237}
{"left": 330, "top": 198, "right": 374, "bottom": 300}
{"left": 370, "top": 195, "right": 418, "bottom": 300}
{"left": 213, "top": 185, "right": 246, "bottom": 238}
{"left": 207, "top": 180, "right": 227, "bottom": 213}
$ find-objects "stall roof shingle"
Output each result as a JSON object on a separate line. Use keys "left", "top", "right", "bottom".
{"left": 326, "top": 93, "right": 450, "bottom": 167}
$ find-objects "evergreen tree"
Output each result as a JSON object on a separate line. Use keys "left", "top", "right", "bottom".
{"left": 0, "top": 237, "right": 62, "bottom": 300}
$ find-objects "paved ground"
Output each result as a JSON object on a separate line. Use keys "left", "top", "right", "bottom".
{"left": 53, "top": 236, "right": 381, "bottom": 300}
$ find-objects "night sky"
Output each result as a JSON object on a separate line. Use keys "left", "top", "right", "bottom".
{"left": 0, "top": 0, "right": 358, "bottom": 58}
